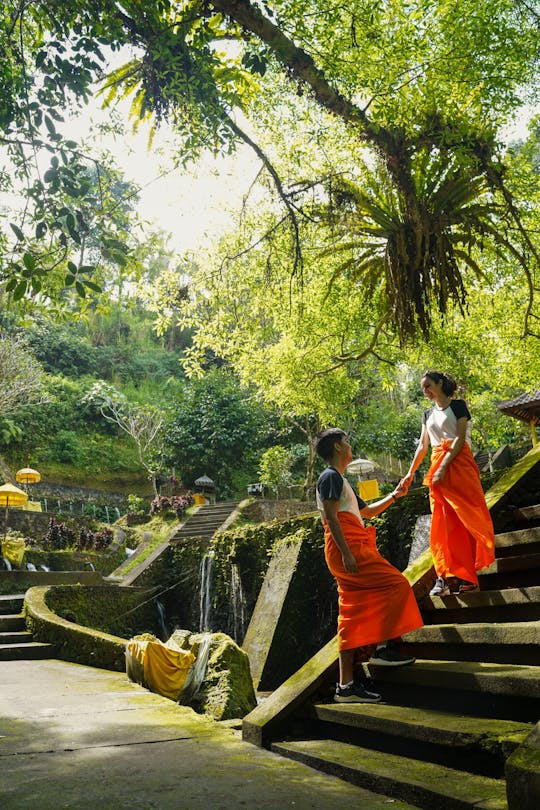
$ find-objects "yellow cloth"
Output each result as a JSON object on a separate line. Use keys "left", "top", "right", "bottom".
{"left": 1, "top": 536, "right": 25, "bottom": 566}
{"left": 25, "top": 501, "right": 42, "bottom": 512}
{"left": 126, "top": 633, "right": 195, "bottom": 701}
{"left": 358, "top": 479, "right": 380, "bottom": 501}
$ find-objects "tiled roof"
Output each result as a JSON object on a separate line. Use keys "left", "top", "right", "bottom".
{"left": 497, "top": 388, "right": 540, "bottom": 424}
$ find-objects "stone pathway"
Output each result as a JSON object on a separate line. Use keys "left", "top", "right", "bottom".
{"left": 0, "top": 659, "right": 414, "bottom": 810}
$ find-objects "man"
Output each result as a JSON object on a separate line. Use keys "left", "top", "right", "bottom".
{"left": 315, "top": 428, "right": 424, "bottom": 703}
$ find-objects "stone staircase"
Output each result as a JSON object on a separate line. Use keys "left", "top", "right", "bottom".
{"left": 0, "top": 593, "right": 55, "bottom": 660}
{"left": 171, "top": 501, "right": 240, "bottom": 542}
{"left": 244, "top": 448, "right": 540, "bottom": 810}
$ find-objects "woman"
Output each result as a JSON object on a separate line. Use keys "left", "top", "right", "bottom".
{"left": 401, "top": 371, "right": 495, "bottom": 596}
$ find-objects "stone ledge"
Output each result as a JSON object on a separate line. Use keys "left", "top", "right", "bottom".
{"left": 506, "top": 721, "right": 540, "bottom": 810}
{"left": 24, "top": 585, "right": 127, "bottom": 671}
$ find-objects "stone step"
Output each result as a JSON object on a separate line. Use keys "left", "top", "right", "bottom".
{"left": 0, "top": 642, "right": 56, "bottom": 661}
{"left": 514, "top": 504, "right": 540, "bottom": 522}
{"left": 310, "top": 703, "right": 529, "bottom": 776}
{"left": 365, "top": 659, "right": 540, "bottom": 722}
{"left": 494, "top": 526, "right": 540, "bottom": 557}
{"left": 0, "top": 614, "right": 26, "bottom": 632}
{"left": 0, "top": 593, "right": 25, "bottom": 614}
{"left": 477, "top": 552, "right": 540, "bottom": 590}
{"left": 401, "top": 620, "right": 540, "bottom": 665}
{"left": 420, "top": 587, "right": 540, "bottom": 624}
{"left": 0, "top": 630, "right": 34, "bottom": 644}
{"left": 271, "top": 738, "right": 508, "bottom": 810}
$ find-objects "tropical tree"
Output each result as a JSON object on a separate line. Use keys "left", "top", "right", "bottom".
{"left": 160, "top": 367, "right": 277, "bottom": 498}
{"left": 258, "top": 445, "right": 295, "bottom": 499}
{"left": 2, "top": 1, "right": 540, "bottom": 340}
{"left": 82, "top": 380, "right": 165, "bottom": 493}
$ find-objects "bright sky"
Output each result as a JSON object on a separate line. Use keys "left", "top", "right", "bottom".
{"left": 73, "top": 96, "right": 261, "bottom": 255}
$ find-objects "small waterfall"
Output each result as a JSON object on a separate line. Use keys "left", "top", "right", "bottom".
{"left": 92, "top": 505, "right": 96, "bottom": 517}
{"left": 57, "top": 500, "right": 61, "bottom": 513}
{"left": 2, "top": 557, "right": 12, "bottom": 571}
{"left": 69, "top": 501, "right": 73, "bottom": 513}
{"left": 85, "top": 561, "right": 95, "bottom": 571}
{"left": 199, "top": 552, "right": 215, "bottom": 632}
{"left": 114, "top": 507, "right": 121, "bottom": 520}
{"left": 26, "top": 563, "right": 37, "bottom": 571}
{"left": 156, "top": 599, "right": 168, "bottom": 640}
{"left": 229, "top": 563, "right": 247, "bottom": 643}
{"left": 104, "top": 505, "right": 110, "bottom": 523}
{"left": 42, "top": 497, "right": 48, "bottom": 512}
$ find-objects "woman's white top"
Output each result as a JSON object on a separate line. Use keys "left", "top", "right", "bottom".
{"left": 423, "top": 399, "right": 472, "bottom": 447}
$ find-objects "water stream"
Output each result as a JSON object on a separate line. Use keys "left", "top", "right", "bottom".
{"left": 156, "top": 599, "right": 168, "bottom": 640}
{"left": 199, "top": 552, "right": 215, "bottom": 632}
{"left": 229, "top": 563, "right": 246, "bottom": 643}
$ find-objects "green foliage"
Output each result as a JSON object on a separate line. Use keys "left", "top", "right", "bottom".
{"left": 258, "top": 445, "right": 295, "bottom": 496}
{"left": 161, "top": 366, "right": 278, "bottom": 497}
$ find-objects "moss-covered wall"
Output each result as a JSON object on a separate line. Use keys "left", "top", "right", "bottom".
{"left": 44, "top": 584, "right": 161, "bottom": 639}
{"left": 24, "top": 547, "right": 126, "bottom": 576}
{"left": 25, "top": 586, "right": 128, "bottom": 671}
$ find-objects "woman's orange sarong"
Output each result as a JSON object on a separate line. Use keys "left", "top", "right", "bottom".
{"left": 424, "top": 440, "right": 495, "bottom": 584}
{"left": 324, "top": 512, "right": 423, "bottom": 651}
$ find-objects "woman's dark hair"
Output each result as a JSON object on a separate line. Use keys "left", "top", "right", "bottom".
{"left": 422, "top": 370, "right": 457, "bottom": 397}
{"left": 315, "top": 428, "right": 347, "bottom": 461}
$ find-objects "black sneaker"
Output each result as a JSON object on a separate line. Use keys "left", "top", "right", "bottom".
{"left": 334, "top": 680, "right": 382, "bottom": 703}
{"left": 457, "top": 579, "right": 479, "bottom": 594}
{"left": 369, "top": 645, "right": 416, "bottom": 667}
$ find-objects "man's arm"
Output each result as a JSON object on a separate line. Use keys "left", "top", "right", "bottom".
{"left": 360, "top": 484, "right": 405, "bottom": 518}
{"left": 322, "top": 498, "right": 358, "bottom": 573}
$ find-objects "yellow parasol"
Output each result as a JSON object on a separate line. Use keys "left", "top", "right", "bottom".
{"left": 0, "top": 483, "right": 28, "bottom": 539}
{"left": 0, "top": 482, "right": 29, "bottom": 507}
{"left": 16, "top": 468, "right": 41, "bottom": 485}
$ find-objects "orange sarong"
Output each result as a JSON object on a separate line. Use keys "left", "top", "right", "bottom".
{"left": 324, "top": 512, "right": 424, "bottom": 651}
{"left": 424, "top": 440, "right": 495, "bottom": 584}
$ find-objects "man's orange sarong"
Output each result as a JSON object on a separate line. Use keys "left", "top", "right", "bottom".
{"left": 324, "top": 512, "right": 424, "bottom": 651}
{"left": 424, "top": 440, "right": 495, "bottom": 584}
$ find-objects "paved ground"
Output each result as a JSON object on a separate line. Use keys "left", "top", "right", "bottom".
{"left": 0, "top": 659, "right": 415, "bottom": 809}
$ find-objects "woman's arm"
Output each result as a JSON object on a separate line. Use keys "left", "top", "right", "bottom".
{"left": 322, "top": 498, "right": 358, "bottom": 573}
{"left": 431, "top": 416, "right": 468, "bottom": 484}
{"left": 401, "top": 423, "right": 430, "bottom": 490}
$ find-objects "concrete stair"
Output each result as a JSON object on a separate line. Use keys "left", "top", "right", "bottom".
{"left": 0, "top": 593, "right": 55, "bottom": 660}
{"left": 171, "top": 501, "right": 239, "bottom": 542}
{"left": 259, "top": 464, "right": 540, "bottom": 810}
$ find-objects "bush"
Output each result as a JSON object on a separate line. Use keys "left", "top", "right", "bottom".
{"left": 150, "top": 493, "right": 194, "bottom": 518}
{"left": 37, "top": 519, "right": 114, "bottom": 552}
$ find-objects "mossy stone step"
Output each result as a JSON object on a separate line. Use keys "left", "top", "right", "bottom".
{"left": 367, "top": 659, "right": 540, "bottom": 699}
{"left": 405, "top": 620, "right": 540, "bottom": 648}
{"left": 0, "top": 594, "right": 25, "bottom": 614}
{"left": 0, "top": 614, "right": 26, "bottom": 632}
{"left": 0, "top": 641, "right": 56, "bottom": 660}
{"left": 514, "top": 504, "right": 540, "bottom": 522}
{"left": 271, "top": 738, "right": 508, "bottom": 810}
{"left": 0, "top": 631, "right": 34, "bottom": 644}
{"left": 421, "top": 587, "right": 540, "bottom": 624}
{"left": 312, "top": 702, "right": 530, "bottom": 756}
{"left": 480, "top": 552, "right": 540, "bottom": 575}
{"left": 495, "top": 526, "right": 540, "bottom": 547}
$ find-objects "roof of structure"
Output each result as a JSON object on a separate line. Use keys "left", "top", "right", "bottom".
{"left": 497, "top": 388, "right": 540, "bottom": 425}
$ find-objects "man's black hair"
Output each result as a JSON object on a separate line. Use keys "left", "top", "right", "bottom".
{"left": 315, "top": 428, "right": 347, "bottom": 462}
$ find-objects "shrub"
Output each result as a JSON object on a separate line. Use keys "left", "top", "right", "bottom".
{"left": 150, "top": 493, "right": 194, "bottom": 518}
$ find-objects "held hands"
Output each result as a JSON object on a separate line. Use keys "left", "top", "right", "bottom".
{"left": 397, "top": 475, "right": 412, "bottom": 495}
